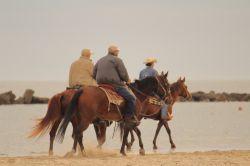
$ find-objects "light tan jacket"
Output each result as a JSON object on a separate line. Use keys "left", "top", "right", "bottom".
{"left": 69, "top": 56, "right": 97, "bottom": 87}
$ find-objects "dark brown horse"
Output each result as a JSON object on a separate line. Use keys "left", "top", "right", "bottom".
{"left": 127, "top": 77, "right": 191, "bottom": 150}
{"left": 94, "top": 77, "right": 191, "bottom": 152}
{"left": 92, "top": 72, "right": 171, "bottom": 150}
{"left": 56, "top": 75, "right": 169, "bottom": 156}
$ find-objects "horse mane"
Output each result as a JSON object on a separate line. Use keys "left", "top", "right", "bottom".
{"left": 132, "top": 77, "right": 158, "bottom": 95}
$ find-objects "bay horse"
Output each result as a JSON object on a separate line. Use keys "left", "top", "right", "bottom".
{"left": 92, "top": 72, "right": 170, "bottom": 149}
{"left": 56, "top": 75, "right": 169, "bottom": 156}
{"left": 152, "top": 77, "right": 191, "bottom": 150}
{"left": 94, "top": 77, "right": 191, "bottom": 152}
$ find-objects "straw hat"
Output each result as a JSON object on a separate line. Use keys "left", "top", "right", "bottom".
{"left": 144, "top": 57, "right": 157, "bottom": 64}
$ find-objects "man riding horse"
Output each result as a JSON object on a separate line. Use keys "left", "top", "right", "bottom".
{"left": 139, "top": 57, "right": 170, "bottom": 120}
{"left": 93, "top": 45, "right": 139, "bottom": 125}
{"left": 69, "top": 48, "right": 97, "bottom": 88}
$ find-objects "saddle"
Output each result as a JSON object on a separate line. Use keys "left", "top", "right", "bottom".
{"left": 98, "top": 84, "right": 125, "bottom": 111}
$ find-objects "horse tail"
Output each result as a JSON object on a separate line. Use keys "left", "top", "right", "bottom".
{"left": 56, "top": 89, "right": 83, "bottom": 143}
{"left": 28, "top": 93, "right": 62, "bottom": 138}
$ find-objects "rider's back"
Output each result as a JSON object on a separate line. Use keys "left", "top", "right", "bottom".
{"left": 93, "top": 54, "right": 129, "bottom": 87}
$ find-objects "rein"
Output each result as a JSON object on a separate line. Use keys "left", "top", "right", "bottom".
{"left": 155, "top": 76, "right": 168, "bottom": 100}
{"left": 126, "top": 83, "right": 148, "bottom": 98}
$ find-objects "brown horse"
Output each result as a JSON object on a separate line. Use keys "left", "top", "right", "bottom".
{"left": 29, "top": 89, "right": 79, "bottom": 156}
{"left": 56, "top": 75, "right": 169, "bottom": 156}
{"left": 92, "top": 72, "right": 171, "bottom": 149}
{"left": 94, "top": 77, "right": 191, "bottom": 151}
{"left": 151, "top": 77, "right": 191, "bottom": 150}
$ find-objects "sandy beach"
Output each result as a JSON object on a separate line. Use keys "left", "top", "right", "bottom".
{"left": 1, "top": 150, "right": 250, "bottom": 166}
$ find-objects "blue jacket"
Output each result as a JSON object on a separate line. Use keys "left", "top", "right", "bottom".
{"left": 139, "top": 67, "right": 158, "bottom": 80}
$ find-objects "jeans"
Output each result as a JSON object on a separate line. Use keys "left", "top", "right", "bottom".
{"left": 161, "top": 102, "right": 168, "bottom": 119}
{"left": 114, "top": 86, "right": 136, "bottom": 117}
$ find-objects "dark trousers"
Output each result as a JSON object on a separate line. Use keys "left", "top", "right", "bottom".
{"left": 114, "top": 86, "right": 136, "bottom": 117}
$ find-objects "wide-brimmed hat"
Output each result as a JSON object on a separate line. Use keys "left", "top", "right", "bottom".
{"left": 144, "top": 57, "right": 157, "bottom": 64}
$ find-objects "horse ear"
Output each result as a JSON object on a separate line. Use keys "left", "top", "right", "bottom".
{"left": 182, "top": 77, "right": 186, "bottom": 82}
{"left": 178, "top": 77, "right": 181, "bottom": 82}
{"left": 161, "top": 71, "right": 164, "bottom": 76}
{"left": 164, "top": 71, "right": 168, "bottom": 78}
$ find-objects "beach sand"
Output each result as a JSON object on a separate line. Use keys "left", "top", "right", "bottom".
{"left": 1, "top": 150, "right": 250, "bottom": 166}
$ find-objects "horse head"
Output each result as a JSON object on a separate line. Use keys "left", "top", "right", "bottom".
{"left": 170, "top": 77, "right": 192, "bottom": 100}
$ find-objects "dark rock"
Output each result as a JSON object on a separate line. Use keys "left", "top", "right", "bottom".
{"left": 215, "top": 93, "right": 228, "bottom": 102}
{"left": 191, "top": 91, "right": 209, "bottom": 102}
{"left": 23, "top": 89, "right": 35, "bottom": 104}
{"left": 32, "top": 96, "right": 49, "bottom": 104}
{"left": 207, "top": 91, "right": 217, "bottom": 102}
{"left": 14, "top": 97, "right": 24, "bottom": 104}
{"left": 0, "top": 91, "right": 16, "bottom": 105}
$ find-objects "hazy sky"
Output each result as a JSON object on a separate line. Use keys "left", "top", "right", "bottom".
{"left": 0, "top": 0, "right": 249, "bottom": 81}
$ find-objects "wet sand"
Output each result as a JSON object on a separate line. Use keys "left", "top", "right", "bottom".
{"left": 1, "top": 150, "right": 250, "bottom": 166}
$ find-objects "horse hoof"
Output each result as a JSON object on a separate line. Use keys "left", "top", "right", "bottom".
{"left": 171, "top": 144, "right": 176, "bottom": 149}
{"left": 153, "top": 145, "right": 158, "bottom": 151}
{"left": 126, "top": 143, "right": 132, "bottom": 151}
{"left": 79, "top": 151, "right": 87, "bottom": 157}
{"left": 139, "top": 149, "right": 145, "bottom": 156}
{"left": 48, "top": 150, "right": 53, "bottom": 156}
{"left": 120, "top": 151, "right": 127, "bottom": 156}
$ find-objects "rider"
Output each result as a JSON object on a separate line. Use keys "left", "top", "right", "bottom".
{"left": 139, "top": 58, "right": 169, "bottom": 120}
{"left": 93, "top": 45, "right": 139, "bottom": 125}
{"left": 69, "top": 48, "right": 97, "bottom": 88}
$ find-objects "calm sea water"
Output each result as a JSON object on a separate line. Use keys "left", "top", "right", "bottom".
{"left": 0, "top": 80, "right": 250, "bottom": 97}
{"left": 0, "top": 102, "right": 249, "bottom": 157}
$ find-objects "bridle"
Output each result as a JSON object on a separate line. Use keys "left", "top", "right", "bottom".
{"left": 155, "top": 76, "right": 170, "bottom": 101}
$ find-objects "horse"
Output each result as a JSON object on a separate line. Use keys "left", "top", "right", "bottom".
{"left": 91, "top": 72, "right": 170, "bottom": 150}
{"left": 94, "top": 77, "right": 191, "bottom": 152}
{"left": 28, "top": 89, "right": 80, "bottom": 155}
{"left": 56, "top": 74, "right": 169, "bottom": 156}
{"left": 151, "top": 77, "right": 191, "bottom": 150}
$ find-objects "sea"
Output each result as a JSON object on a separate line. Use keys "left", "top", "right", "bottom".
{"left": 0, "top": 81, "right": 250, "bottom": 157}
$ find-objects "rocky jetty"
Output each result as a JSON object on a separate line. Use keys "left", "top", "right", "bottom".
{"left": 0, "top": 89, "right": 250, "bottom": 105}
{"left": 0, "top": 89, "right": 49, "bottom": 105}
{"left": 183, "top": 91, "right": 250, "bottom": 102}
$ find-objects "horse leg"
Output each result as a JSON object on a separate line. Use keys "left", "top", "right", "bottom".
{"left": 133, "top": 127, "right": 145, "bottom": 155}
{"left": 162, "top": 120, "right": 176, "bottom": 149}
{"left": 96, "top": 122, "right": 107, "bottom": 149}
{"left": 49, "top": 120, "right": 60, "bottom": 156}
{"left": 153, "top": 120, "right": 164, "bottom": 150}
{"left": 120, "top": 126, "right": 129, "bottom": 156}
{"left": 126, "top": 130, "right": 135, "bottom": 151}
{"left": 64, "top": 121, "right": 78, "bottom": 157}
{"left": 77, "top": 132, "right": 86, "bottom": 157}
{"left": 94, "top": 124, "right": 102, "bottom": 147}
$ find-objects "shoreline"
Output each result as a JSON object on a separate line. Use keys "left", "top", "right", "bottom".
{"left": 0, "top": 150, "right": 250, "bottom": 166}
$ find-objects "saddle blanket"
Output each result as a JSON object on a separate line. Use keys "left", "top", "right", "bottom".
{"left": 99, "top": 85, "right": 124, "bottom": 107}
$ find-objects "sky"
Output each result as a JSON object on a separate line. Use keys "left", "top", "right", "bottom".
{"left": 0, "top": 0, "right": 249, "bottom": 81}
